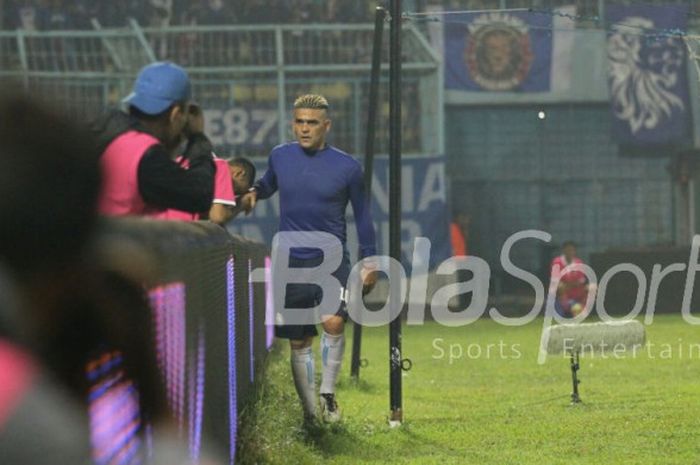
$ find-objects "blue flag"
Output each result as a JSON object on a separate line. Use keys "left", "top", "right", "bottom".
{"left": 606, "top": 4, "right": 691, "bottom": 147}
{"left": 444, "top": 11, "right": 553, "bottom": 92}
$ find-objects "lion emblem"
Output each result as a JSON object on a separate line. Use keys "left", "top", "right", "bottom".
{"left": 608, "top": 17, "right": 685, "bottom": 134}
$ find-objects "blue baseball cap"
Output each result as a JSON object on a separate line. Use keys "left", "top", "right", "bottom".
{"left": 123, "top": 62, "right": 191, "bottom": 115}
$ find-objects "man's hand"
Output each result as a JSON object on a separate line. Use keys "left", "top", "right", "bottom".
{"left": 185, "top": 103, "right": 205, "bottom": 137}
{"left": 360, "top": 264, "right": 378, "bottom": 295}
{"left": 240, "top": 191, "right": 257, "bottom": 215}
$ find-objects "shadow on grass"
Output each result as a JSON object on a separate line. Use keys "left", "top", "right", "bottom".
{"left": 337, "top": 376, "right": 379, "bottom": 394}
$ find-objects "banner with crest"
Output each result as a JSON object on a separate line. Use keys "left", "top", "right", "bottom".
{"left": 606, "top": 4, "right": 691, "bottom": 147}
{"left": 444, "top": 11, "right": 553, "bottom": 92}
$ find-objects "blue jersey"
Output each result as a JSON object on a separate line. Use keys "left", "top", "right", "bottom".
{"left": 253, "top": 142, "right": 377, "bottom": 260}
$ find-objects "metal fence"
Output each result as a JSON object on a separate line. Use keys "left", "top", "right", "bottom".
{"left": 98, "top": 218, "right": 270, "bottom": 464}
{"left": 0, "top": 21, "right": 443, "bottom": 158}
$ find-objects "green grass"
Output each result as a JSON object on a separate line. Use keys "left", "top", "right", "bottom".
{"left": 238, "top": 314, "right": 700, "bottom": 464}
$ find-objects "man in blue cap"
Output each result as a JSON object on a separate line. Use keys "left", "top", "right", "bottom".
{"left": 93, "top": 61, "right": 216, "bottom": 217}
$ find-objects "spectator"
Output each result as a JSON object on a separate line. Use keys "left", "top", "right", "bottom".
{"left": 12, "top": 0, "right": 46, "bottom": 31}
{"left": 1, "top": 0, "right": 382, "bottom": 30}
{"left": 45, "top": 0, "right": 73, "bottom": 30}
{"left": 216, "top": 156, "right": 256, "bottom": 222}
{"left": 179, "top": 0, "right": 204, "bottom": 26}
{"left": 450, "top": 212, "right": 470, "bottom": 310}
{"left": 149, "top": 0, "right": 173, "bottom": 27}
{"left": 93, "top": 61, "right": 216, "bottom": 217}
{"left": 96, "top": 0, "right": 142, "bottom": 28}
{"left": 550, "top": 241, "right": 596, "bottom": 318}
{"left": 68, "top": 0, "right": 96, "bottom": 29}
{"left": 154, "top": 155, "right": 256, "bottom": 225}
{"left": 197, "top": 0, "right": 237, "bottom": 25}
{"left": 450, "top": 213, "right": 468, "bottom": 257}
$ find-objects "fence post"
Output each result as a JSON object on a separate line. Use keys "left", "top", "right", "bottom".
{"left": 275, "top": 26, "right": 287, "bottom": 145}
{"left": 129, "top": 18, "right": 157, "bottom": 63}
{"left": 15, "top": 29, "right": 28, "bottom": 90}
{"left": 91, "top": 19, "right": 125, "bottom": 72}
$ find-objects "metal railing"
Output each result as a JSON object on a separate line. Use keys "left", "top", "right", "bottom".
{"left": 0, "top": 21, "right": 443, "bottom": 157}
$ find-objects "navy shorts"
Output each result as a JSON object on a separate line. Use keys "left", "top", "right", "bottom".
{"left": 274, "top": 253, "right": 350, "bottom": 341}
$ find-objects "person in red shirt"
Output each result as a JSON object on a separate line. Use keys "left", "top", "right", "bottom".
{"left": 450, "top": 213, "right": 469, "bottom": 257}
{"left": 154, "top": 156, "right": 256, "bottom": 225}
{"left": 550, "top": 241, "right": 593, "bottom": 317}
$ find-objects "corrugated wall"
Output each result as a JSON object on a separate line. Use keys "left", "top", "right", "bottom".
{"left": 447, "top": 104, "right": 674, "bottom": 292}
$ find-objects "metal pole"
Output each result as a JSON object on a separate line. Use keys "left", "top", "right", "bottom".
{"left": 275, "top": 27, "right": 287, "bottom": 145}
{"left": 0, "top": 0, "right": 5, "bottom": 33}
{"left": 351, "top": 6, "right": 386, "bottom": 380}
{"left": 389, "top": 0, "right": 403, "bottom": 426}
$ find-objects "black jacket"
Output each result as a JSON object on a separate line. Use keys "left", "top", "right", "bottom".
{"left": 91, "top": 111, "right": 215, "bottom": 214}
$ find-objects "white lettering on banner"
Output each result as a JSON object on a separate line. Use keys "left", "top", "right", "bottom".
{"left": 418, "top": 162, "right": 446, "bottom": 212}
{"left": 223, "top": 108, "right": 248, "bottom": 145}
{"left": 204, "top": 108, "right": 278, "bottom": 148}
{"left": 204, "top": 109, "right": 224, "bottom": 146}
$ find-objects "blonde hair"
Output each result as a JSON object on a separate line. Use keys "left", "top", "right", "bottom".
{"left": 293, "top": 94, "right": 329, "bottom": 111}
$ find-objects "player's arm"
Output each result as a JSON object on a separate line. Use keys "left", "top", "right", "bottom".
{"left": 243, "top": 153, "right": 278, "bottom": 213}
{"left": 348, "top": 163, "right": 378, "bottom": 291}
{"left": 249, "top": 154, "right": 278, "bottom": 200}
{"left": 137, "top": 139, "right": 215, "bottom": 213}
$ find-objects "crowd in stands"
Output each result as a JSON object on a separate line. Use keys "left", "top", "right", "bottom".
{"left": 1, "top": 0, "right": 384, "bottom": 30}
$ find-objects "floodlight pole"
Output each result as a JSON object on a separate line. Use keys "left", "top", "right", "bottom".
{"left": 389, "top": 0, "right": 403, "bottom": 426}
{"left": 351, "top": 5, "right": 386, "bottom": 380}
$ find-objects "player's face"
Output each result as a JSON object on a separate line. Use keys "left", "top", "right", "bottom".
{"left": 292, "top": 108, "right": 330, "bottom": 151}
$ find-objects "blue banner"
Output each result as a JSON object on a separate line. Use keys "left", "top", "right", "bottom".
{"left": 227, "top": 155, "right": 452, "bottom": 270}
{"left": 202, "top": 104, "right": 279, "bottom": 150}
{"left": 606, "top": 4, "right": 691, "bottom": 147}
{"left": 444, "top": 11, "right": 553, "bottom": 92}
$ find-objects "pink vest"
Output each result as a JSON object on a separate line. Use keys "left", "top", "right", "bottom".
{"left": 98, "top": 131, "right": 161, "bottom": 216}
{"left": 0, "top": 340, "right": 36, "bottom": 428}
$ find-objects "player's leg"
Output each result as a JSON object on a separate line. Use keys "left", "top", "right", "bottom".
{"left": 319, "top": 315, "right": 344, "bottom": 422}
{"left": 276, "top": 257, "right": 321, "bottom": 421}
{"left": 289, "top": 335, "right": 317, "bottom": 420}
{"left": 320, "top": 314, "right": 345, "bottom": 395}
{"left": 317, "top": 254, "right": 350, "bottom": 422}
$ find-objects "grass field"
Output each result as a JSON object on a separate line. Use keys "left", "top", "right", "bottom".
{"left": 238, "top": 314, "right": 700, "bottom": 464}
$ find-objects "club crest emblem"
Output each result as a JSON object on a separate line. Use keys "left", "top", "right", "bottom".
{"left": 464, "top": 13, "right": 534, "bottom": 91}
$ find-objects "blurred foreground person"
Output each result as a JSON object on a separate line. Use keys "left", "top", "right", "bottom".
{"left": 0, "top": 93, "right": 218, "bottom": 464}
{"left": 0, "top": 92, "right": 100, "bottom": 464}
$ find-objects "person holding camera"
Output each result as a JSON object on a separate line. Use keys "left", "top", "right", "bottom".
{"left": 94, "top": 61, "right": 215, "bottom": 217}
